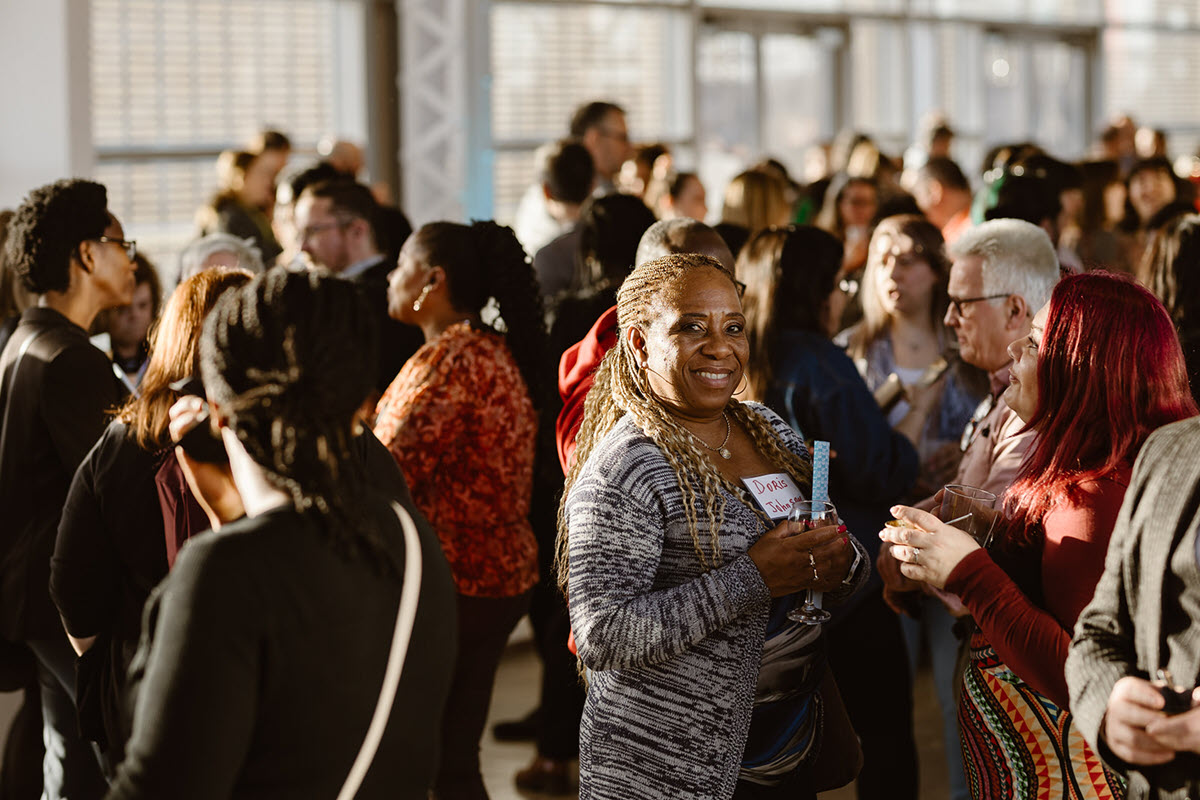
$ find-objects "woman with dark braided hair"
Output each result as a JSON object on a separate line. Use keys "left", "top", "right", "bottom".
{"left": 559, "top": 252, "right": 870, "bottom": 800}
{"left": 106, "top": 269, "right": 456, "bottom": 799}
{"left": 373, "top": 220, "right": 546, "bottom": 800}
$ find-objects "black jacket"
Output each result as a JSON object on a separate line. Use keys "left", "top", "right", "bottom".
{"left": 0, "top": 307, "right": 123, "bottom": 640}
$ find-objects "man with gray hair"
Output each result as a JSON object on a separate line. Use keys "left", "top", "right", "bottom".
{"left": 878, "top": 218, "right": 1060, "bottom": 800}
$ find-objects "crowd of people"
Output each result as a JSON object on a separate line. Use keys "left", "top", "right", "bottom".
{"left": 0, "top": 99, "right": 1199, "bottom": 800}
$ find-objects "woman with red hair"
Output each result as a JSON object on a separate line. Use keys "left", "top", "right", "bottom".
{"left": 880, "top": 271, "right": 1197, "bottom": 800}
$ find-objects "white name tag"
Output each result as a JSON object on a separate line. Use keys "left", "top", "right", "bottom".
{"left": 741, "top": 473, "right": 805, "bottom": 520}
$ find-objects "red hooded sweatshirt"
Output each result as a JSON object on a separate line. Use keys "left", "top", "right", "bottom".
{"left": 555, "top": 304, "right": 618, "bottom": 473}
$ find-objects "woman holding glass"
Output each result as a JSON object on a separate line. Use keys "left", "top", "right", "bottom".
{"left": 881, "top": 271, "right": 1197, "bottom": 799}
{"left": 559, "top": 252, "right": 869, "bottom": 800}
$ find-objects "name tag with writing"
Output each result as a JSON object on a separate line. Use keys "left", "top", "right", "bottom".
{"left": 742, "top": 473, "right": 805, "bottom": 520}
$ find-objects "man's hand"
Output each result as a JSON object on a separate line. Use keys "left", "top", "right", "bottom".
{"left": 1145, "top": 687, "right": 1200, "bottom": 755}
{"left": 1103, "top": 676, "right": 1176, "bottom": 766}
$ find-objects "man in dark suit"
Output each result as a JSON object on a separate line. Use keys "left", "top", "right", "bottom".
{"left": 293, "top": 179, "right": 422, "bottom": 401}
{"left": 0, "top": 179, "right": 136, "bottom": 798}
{"left": 1068, "top": 415, "right": 1200, "bottom": 800}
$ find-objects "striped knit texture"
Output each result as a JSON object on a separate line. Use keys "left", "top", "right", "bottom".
{"left": 566, "top": 403, "right": 868, "bottom": 800}
{"left": 1067, "top": 416, "right": 1200, "bottom": 800}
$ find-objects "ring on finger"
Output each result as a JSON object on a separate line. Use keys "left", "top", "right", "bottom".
{"left": 911, "top": 547, "right": 921, "bottom": 563}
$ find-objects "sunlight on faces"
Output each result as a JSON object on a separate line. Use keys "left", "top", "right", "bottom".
{"left": 945, "top": 254, "right": 1013, "bottom": 372}
{"left": 633, "top": 267, "right": 748, "bottom": 421}
{"left": 1003, "top": 302, "right": 1047, "bottom": 423}
{"left": 872, "top": 230, "right": 937, "bottom": 317}
{"left": 386, "top": 239, "right": 429, "bottom": 324}
{"left": 90, "top": 217, "right": 138, "bottom": 308}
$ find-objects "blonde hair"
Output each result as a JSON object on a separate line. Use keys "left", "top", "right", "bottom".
{"left": 720, "top": 170, "right": 792, "bottom": 235}
{"left": 846, "top": 214, "right": 950, "bottom": 360}
{"left": 556, "top": 253, "right": 812, "bottom": 594}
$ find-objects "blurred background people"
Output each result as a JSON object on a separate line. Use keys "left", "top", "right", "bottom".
{"left": 531, "top": 140, "right": 596, "bottom": 300}
{"left": 1138, "top": 213, "right": 1200, "bottom": 402}
{"left": 913, "top": 157, "right": 974, "bottom": 246}
{"left": 90, "top": 253, "right": 162, "bottom": 395}
{"left": 293, "top": 179, "right": 422, "bottom": 401}
{"left": 816, "top": 174, "right": 880, "bottom": 281}
{"left": 196, "top": 149, "right": 284, "bottom": 267}
{"left": 176, "top": 232, "right": 265, "bottom": 285}
{"left": 645, "top": 171, "right": 708, "bottom": 222}
{"left": 716, "top": 168, "right": 793, "bottom": 258}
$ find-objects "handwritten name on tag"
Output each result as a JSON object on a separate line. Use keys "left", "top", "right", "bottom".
{"left": 742, "top": 472, "right": 804, "bottom": 520}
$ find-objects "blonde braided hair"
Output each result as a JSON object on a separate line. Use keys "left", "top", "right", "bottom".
{"left": 556, "top": 253, "right": 812, "bottom": 595}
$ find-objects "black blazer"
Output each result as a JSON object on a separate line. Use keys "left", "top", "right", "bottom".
{"left": 0, "top": 307, "right": 123, "bottom": 640}
{"left": 1067, "top": 416, "right": 1200, "bottom": 800}
{"left": 350, "top": 257, "right": 424, "bottom": 394}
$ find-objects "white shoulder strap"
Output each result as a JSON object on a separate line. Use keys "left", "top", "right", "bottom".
{"left": 337, "top": 501, "right": 424, "bottom": 800}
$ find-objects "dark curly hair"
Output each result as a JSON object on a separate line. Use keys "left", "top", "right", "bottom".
{"left": 199, "top": 267, "right": 391, "bottom": 571}
{"left": 411, "top": 221, "right": 548, "bottom": 406}
{"left": 576, "top": 193, "right": 657, "bottom": 293}
{"left": 5, "top": 179, "right": 110, "bottom": 294}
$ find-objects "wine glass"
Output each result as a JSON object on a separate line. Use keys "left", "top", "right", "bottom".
{"left": 787, "top": 499, "right": 835, "bottom": 625}
{"left": 940, "top": 484, "right": 998, "bottom": 547}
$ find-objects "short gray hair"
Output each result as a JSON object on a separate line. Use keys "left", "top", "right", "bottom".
{"left": 950, "top": 218, "right": 1058, "bottom": 312}
{"left": 178, "top": 233, "right": 265, "bottom": 283}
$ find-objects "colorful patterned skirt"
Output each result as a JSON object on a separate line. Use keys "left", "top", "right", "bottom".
{"left": 959, "top": 632, "right": 1125, "bottom": 800}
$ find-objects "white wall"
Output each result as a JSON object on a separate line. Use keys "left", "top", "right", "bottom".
{"left": 0, "top": 0, "right": 93, "bottom": 209}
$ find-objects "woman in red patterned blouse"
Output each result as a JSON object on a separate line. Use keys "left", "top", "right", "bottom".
{"left": 374, "top": 220, "right": 547, "bottom": 800}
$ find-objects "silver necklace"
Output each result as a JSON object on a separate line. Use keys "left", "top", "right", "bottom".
{"left": 693, "top": 411, "right": 732, "bottom": 460}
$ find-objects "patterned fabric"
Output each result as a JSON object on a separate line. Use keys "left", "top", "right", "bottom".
{"left": 566, "top": 403, "right": 870, "bottom": 800}
{"left": 373, "top": 321, "right": 538, "bottom": 598}
{"left": 960, "top": 631, "right": 1125, "bottom": 800}
{"left": 739, "top": 601, "right": 824, "bottom": 784}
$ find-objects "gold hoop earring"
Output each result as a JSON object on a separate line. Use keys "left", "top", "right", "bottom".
{"left": 412, "top": 283, "right": 433, "bottom": 312}
{"left": 733, "top": 372, "right": 749, "bottom": 396}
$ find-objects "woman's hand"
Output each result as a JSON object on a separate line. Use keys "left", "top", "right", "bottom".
{"left": 169, "top": 396, "right": 244, "bottom": 529}
{"left": 749, "top": 519, "right": 853, "bottom": 597}
{"left": 1103, "top": 676, "right": 1177, "bottom": 765}
{"left": 876, "top": 546, "right": 923, "bottom": 617}
{"left": 877, "top": 505, "right": 980, "bottom": 590}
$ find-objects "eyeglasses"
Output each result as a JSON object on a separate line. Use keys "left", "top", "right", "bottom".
{"left": 300, "top": 219, "right": 351, "bottom": 241}
{"left": 947, "top": 293, "right": 1010, "bottom": 318}
{"left": 94, "top": 236, "right": 137, "bottom": 261}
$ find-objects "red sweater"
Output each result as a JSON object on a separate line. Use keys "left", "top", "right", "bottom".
{"left": 556, "top": 305, "right": 619, "bottom": 473}
{"left": 945, "top": 465, "right": 1131, "bottom": 709}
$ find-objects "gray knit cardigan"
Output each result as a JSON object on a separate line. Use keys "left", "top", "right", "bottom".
{"left": 565, "top": 403, "right": 868, "bottom": 800}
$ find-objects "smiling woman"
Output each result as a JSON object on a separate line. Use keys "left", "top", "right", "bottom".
{"left": 881, "top": 271, "right": 1197, "bottom": 800}
{"left": 558, "top": 252, "right": 871, "bottom": 800}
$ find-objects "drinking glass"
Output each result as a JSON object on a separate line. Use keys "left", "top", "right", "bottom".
{"left": 787, "top": 500, "right": 836, "bottom": 625}
{"left": 940, "top": 484, "right": 998, "bottom": 547}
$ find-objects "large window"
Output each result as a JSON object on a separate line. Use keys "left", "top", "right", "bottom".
{"left": 91, "top": 0, "right": 366, "bottom": 274}
{"left": 489, "top": 2, "right": 692, "bottom": 224}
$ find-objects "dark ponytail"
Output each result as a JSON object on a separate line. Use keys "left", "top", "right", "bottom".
{"left": 200, "top": 267, "right": 394, "bottom": 573}
{"left": 415, "top": 220, "right": 548, "bottom": 407}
